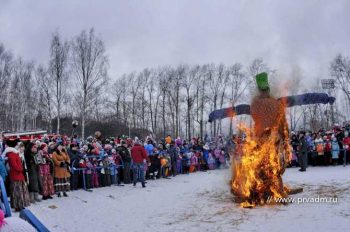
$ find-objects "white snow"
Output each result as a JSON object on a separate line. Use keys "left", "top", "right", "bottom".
{"left": 25, "top": 166, "right": 350, "bottom": 232}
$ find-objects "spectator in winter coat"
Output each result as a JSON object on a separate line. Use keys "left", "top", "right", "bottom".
{"left": 202, "top": 144, "right": 210, "bottom": 164}
{"left": 168, "top": 142, "right": 178, "bottom": 176}
{"left": 24, "top": 142, "right": 43, "bottom": 203}
{"left": 52, "top": 144, "right": 70, "bottom": 197}
{"left": 315, "top": 134, "right": 325, "bottom": 165}
{"left": 5, "top": 139, "right": 30, "bottom": 211}
{"left": 298, "top": 133, "right": 308, "bottom": 172}
{"left": 131, "top": 139, "right": 148, "bottom": 187}
{"left": 331, "top": 137, "right": 340, "bottom": 164}
{"left": 38, "top": 144, "right": 54, "bottom": 200}
{"left": 175, "top": 137, "right": 182, "bottom": 147}
{"left": 117, "top": 141, "right": 132, "bottom": 184}
{"left": 343, "top": 131, "right": 350, "bottom": 164}
{"left": 69, "top": 144, "right": 81, "bottom": 190}
{"left": 149, "top": 149, "right": 161, "bottom": 179}
{"left": 324, "top": 138, "right": 332, "bottom": 166}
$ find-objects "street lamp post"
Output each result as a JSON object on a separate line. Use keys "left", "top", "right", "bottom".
{"left": 321, "top": 79, "right": 335, "bottom": 127}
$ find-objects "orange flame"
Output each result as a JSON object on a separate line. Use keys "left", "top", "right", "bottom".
{"left": 231, "top": 99, "right": 292, "bottom": 208}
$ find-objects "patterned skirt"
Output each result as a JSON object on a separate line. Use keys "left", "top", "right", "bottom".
{"left": 54, "top": 177, "right": 70, "bottom": 192}
{"left": 10, "top": 180, "right": 30, "bottom": 210}
{"left": 39, "top": 164, "right": 55, "bottom": 196}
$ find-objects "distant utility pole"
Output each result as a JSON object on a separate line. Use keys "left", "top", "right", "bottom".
{"left": 321, "top": 79, "right": 335, "bottom": 126}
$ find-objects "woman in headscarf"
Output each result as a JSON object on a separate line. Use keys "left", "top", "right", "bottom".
{"left": 52, "top": 144, "right": 70, "bottom": 197}
{"left": 5, "top": 139, "right": 30, "bottom": 211}
{"left": 24, "top": 142, "right": 43, "bottom": 203}
{"left": 38, "top": 143, "right": 54, "bottom": 200}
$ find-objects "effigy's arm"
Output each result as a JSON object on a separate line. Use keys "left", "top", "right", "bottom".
{"left": 278, "top": 93, "right": 335, "bottom": 107}
{"left": 208, "top": 104, "right": 250, "bottom": 122}
{"left": 208, "top": 93, "right": 335, "bottom": 122}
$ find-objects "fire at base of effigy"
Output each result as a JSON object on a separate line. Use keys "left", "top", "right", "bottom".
{"left": 231, "top": 124, "right": 303, "bottom": 208}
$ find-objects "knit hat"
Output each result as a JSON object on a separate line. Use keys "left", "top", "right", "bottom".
{"left": 40, "top": 143, "right": 47, "bottom": 150}
{"left": 255, "top": 72, "right": 269, "bottom": 90}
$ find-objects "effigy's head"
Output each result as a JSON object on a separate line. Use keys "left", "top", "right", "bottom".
{"left": 255, "top": 72, "right": 270, "bottom": 92}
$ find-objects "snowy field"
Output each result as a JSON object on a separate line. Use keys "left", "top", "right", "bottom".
{"left": 26, "top": 166, "right": 350, "bottom": 232}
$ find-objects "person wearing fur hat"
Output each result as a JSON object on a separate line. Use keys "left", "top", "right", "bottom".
{"left": 52, "top": 144, "right": 70, "bottom": 197}
{"left": 38, "top": 143, "right": 54, "bottom": 200}
{"left": 4, "top": 139, "right": 31, "bottom": 211}
{"left": 24, "top": 142, "right": 43, "bottom": 203}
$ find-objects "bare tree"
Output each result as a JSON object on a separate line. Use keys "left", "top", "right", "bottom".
{"left": 49, "top": 31, "right": 69, "bottom": 134}
{"left": 0, "top": 43, "right": 13, "bottom": 130}
{"left": 146, "top": 69, "right": 161, "bottom": 134}
{"left": 206, "top": 64, "right": 222, "bottom": 137}
{"left": 330, "top": 54, "right": 350, "bottom": 105}
{"left": 71, "top": 28, "right": 109, "bottom": 139}
{"left": 216, "top": 64, "right": 229, "bottom": 135}
{"left": 35, "top": 65, "right": 53, "bottom": 133}
{"left": 158, "top": 68, "right": 170, "bottom": 138}
{"left": 168, "top": 65, "right": 185, "bottom": 137}
{"left": 128, "top": 72, "right": 139, "bottom": 128}
{"left": 182, "top": 65, "right": 200, "bottom": 140}
{"left": 10, "top": 58, "right": 34, "bottom": 131}
{"left": 193, "top": 66, "right": 206, "bottom": 139}
{"left": 228, "top": 63, "right": 249, "bottom": 135}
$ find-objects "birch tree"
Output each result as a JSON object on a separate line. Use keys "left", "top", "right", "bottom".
{"left": 49, "top": 31, "right": 69, "bottom": 134}
{"left": 71, "top": 28, "right": 109, "bottom": 139}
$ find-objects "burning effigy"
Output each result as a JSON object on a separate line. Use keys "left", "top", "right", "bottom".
{"left": 231, "top": 73, "right": 292, "bottom": 207}
{"left": 208, "top": 72, "right": 336, "bottom": 208}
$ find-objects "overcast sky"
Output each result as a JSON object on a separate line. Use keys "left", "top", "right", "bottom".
{"left": 1, "top": 0, "right": 349, "bottom": 85}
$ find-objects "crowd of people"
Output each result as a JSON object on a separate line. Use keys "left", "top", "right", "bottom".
{"left": 289, "top": 124, "right": 350, "bottom": 171}
{"left": 0, "top": 133, "right": 229, "bottom": 212}
{"left": 0, "top": 124, "right": 349, "bottom": 212}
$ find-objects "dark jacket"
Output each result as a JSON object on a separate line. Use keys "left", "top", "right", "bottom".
{"left": 291, "top": 136, "right": 299, "bottom": 151}
{"left": 117, "top": 146, "right": 131, "bottom": 163}
{"left": 168, "top": 146, "right": 178, "bottom": 163}
{"left": 69, "top": 150, "right": 81, "bottom": 168}
{"left": 299, "top": 136, "right": 308, "bottom": 153}
{"left": 24, "top": 143, "right": 42, "bottom": 192}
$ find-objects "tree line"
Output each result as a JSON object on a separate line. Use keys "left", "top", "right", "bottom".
{"left": 1, "top": 28, "right": 350, "bottom": 139}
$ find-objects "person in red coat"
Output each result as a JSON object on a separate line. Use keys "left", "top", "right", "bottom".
{"left": 131, "top": 138, "right": 148, "bottom": 187}
{"left": 4, "top": 139, "right": 30, "bottom": 211}
{"left": 343, "top": 131, "right": 350, "bottom": 164}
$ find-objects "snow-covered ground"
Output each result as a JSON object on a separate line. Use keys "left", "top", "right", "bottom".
{"left": 26, "top": 166, "right": 350, "bottom": 232}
